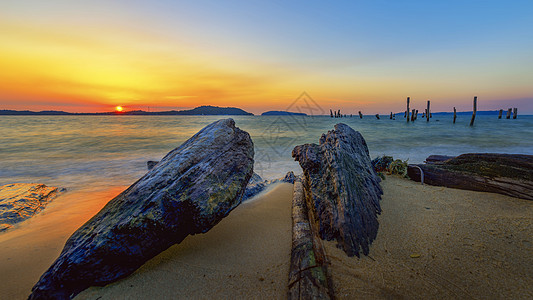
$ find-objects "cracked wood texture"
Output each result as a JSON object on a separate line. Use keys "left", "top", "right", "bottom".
{"left": 292, "top": 123, "right": 383, "bottom": 258}
{"left": 408, "top": 153, "right": 533, "bottom": 200}
{"left": 288, "top": 180, "right": 333, "bottom": 300}
{"left": 29, "top": 119, "right": 254, "bottom": 299}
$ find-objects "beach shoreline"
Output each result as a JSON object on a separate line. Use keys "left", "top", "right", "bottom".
{"left": 0, "top": 187, "right": 125, "bottom": 299}
{"left": 76, "top": 182, "right": 293, "bottom": 300}
{"left": 1, "top": 177, "right": 532, "bottom": 299}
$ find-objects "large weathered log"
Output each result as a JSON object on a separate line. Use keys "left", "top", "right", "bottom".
{"left": 408, "top": 153, "right": 533, "bottom": 200}
{"left": 292, "top": 123, "right": 383, "bottom": 257}
{"left": 29, "top": 119, "right": 254, "bottom": 299}
{"left": 424, "top": 155, "right": 455, "bottom": 165}
{"left": 288, "top": 180, "right": 333, "bottom": 300}
{"left": 146, "top": 160, "right": 158, "bottom": 170}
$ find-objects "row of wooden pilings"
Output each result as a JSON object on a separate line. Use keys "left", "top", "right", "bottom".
{"left": 329, "top": 109, "right": 371, "bottom": 119}
{"left": 329, "top": 96, "right": 519, "bottom": 126}
{"left": 498, "top": 108, "right": 519, "bottom": 119}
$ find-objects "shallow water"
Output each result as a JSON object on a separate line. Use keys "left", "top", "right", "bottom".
{"left": 1, "top": 114, "right": 532, "bottom": 193}
{"left": 0, "top": 114, "right": 532, "bottom": 298}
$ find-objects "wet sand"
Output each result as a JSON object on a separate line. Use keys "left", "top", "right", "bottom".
{"left": 76, "top": 183, "right": 293, "bottom": 300}
{"left": 2, "top": 177, "right": 532, "bottom": 299}
{"left": 0, "top": 187, "right": 124, "bottom": 300}
{"left": 325, "top": 176, "right": 533, "bottom": 299}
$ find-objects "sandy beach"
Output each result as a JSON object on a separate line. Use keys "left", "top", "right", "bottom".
{"left": 3, "top": 1, "right": 533, "bottom": 299}
{"left": 76, "top": 183, "right": 293, "bottom": 300}
{"left": 326, "top": 176, "right": 533, "bottom": 299}
{"left": 0, "top": 187, "right": 124, "bottom": 300}
{"left": 1, "top": 177, "right": 532, "bottom": 299}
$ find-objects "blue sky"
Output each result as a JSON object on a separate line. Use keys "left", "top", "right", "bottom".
{"left": 1, "top": 0, "right": 532, "bottom": 113}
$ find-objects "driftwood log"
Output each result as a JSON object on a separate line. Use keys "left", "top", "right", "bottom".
{"left": 408, "top": 153, "right": 533, "bottom": 200}
{"left": 424, "top": 155, "right": 456, "bottom": 164}
{"left": 29, "top": 119, "right": 254, "bottom": 299}
{"left": 292, "top": 123, "right": 383, "bottom": 257}
{"left": 288, "top": 180, "right": 333, "bottom": 300}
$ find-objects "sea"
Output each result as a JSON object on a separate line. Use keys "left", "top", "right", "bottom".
{"left": 1, "top": 114, "right": 532, "bottom": 194}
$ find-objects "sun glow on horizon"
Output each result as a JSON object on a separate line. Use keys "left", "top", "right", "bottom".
{"left": 0, "top": 1, "right": 532, "bottom": 113}
{"left": 115, "top": 106, "right": 123, "bottom": 112}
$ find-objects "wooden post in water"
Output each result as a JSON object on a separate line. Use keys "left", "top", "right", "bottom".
{"left": 453, "top": 107, "right": 457, "bottom": 124}
{"left": 469, "top": 96, "right": 477, "bottom": 126}
{"left": 506, "top": 108, "right": 511, "bottom": 119}
{"left": 513, "top": 108, "right": 518, "bottom": 119}
{"left": 498, "top": 109, "right": 503, "bottom": 119}
{"left": 390, "top": 112, "right": 393, "bottom": 119}
{"left": 411, "top": 109, "right": 416, "bottom": 121}
{"left": 358, "top": 111, "right": 363, "bottom": 119}
{"left": 375, "top": 114, "right": 380, "bottom": 119}
{"left": 426, "top": 100, "right": 430, "bottom": 122}
{"left": 415, "top": 109, "right": 418, "bottom": 120}
{"left": 406, "top": 97, "right": 410, "bottom": 122}
{"left": 330, "top": 109, "right": 333, "bottom": 118}
{"left": 338, "top": 110, "right": 341, "bottom": 118}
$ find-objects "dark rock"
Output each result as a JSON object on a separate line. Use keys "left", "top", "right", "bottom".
{"left": 0, "top": 183, "right": 61, "bottom": 232}
{"left": 249, "top": 172, "right": 263, "bottom": 184}
{"left": 242, "top": 171, "right": 297, "bottom": 201}
{"left": 371, "top": 156, "right": 409, "bottom": 178}
{"left": 242, "top": 180, "right": 269, "bottom": 201}
{"left": 280, "top": 171, "right": 296, "bottom": 184}
{"left": 408, "top": 153, "right": 533, "bottom": 200}
{"left": 371, "top": 155, "right": 394, "bottom": 172}
{"left": 29, "top": 119, "right": 254, "bottom": 299}
{"left": 146, "top": 161, "right": 159, "bottom": 170}
{"left": 292, "top": 123, "right": 383, "bottom": 257}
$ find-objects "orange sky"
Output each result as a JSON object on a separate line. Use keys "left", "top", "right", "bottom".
{"left": 1, "top": 1, "right": 532, "bottom": 114}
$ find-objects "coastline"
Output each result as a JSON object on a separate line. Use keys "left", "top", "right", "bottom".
{"left": 1, "top": 178, "right": 532, "bottom": 299}
{"left": 76, "top": 183, "right": 293, "bottom": 299}
{"left": 0, "top": 187, "right": 125, "bottom": 299}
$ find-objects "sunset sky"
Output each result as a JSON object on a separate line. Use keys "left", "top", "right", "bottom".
{"left": 1, "top": 0, "right": 532, "bottom": 114}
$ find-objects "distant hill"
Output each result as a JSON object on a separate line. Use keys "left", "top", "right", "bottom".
{"left": 0, "top": 110, "right": 72, "bottom": 115}
{"left": 174, "top": 105, "right": 253, "bottom": 115}
{"left": 0, "top": 106, "right": 254, "bottom": 116}
{"left": 261, "top": 111, "right": 307, "bottom": 116}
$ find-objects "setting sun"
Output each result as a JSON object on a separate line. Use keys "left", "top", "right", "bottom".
{"left": 115, "top": 106, "right": 123, "bottom": 112}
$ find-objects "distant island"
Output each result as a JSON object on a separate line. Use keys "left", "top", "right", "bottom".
{"left": 261, "top": 111, "right": 307, "bottom": 116}
{"left": 0, "top": 105, "right": 253, "bottom": 116}
{"left": 2, "top": 108, "right": 516, "bottom": 117}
